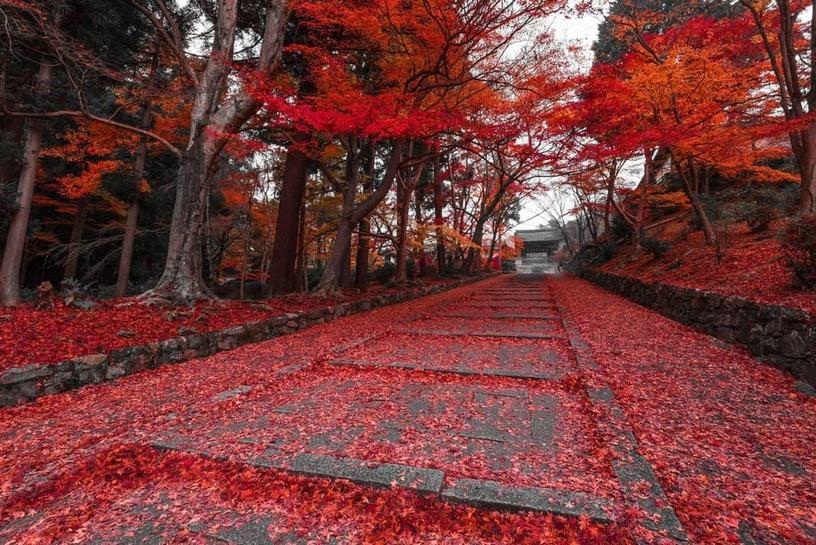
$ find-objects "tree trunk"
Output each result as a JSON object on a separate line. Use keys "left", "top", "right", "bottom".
{"left": 797, "top": 125, "right": 816, "bottom": 213}
{"left": 339, "top": 235, "right": 353, "bottom": 288}
{"left": 354, "top": 148, "right": 374, "bottom": 291}
{"left": 115, "top": 132, "right": 149, "bottom": 297}
{"left": 0, "top": 60, "right": 53, "bottom": 307}
{"left": 464, "top": 221, "right": 484, "bottom": 274}
{"left": 317, "top": 216, "right": 354, "bottom": 295}
{"left": 63, "top": 198, "right": 87, "bottom": 280}
{"left": 116, "top": 199, "right": 140, "bottom": 297}
{"left": 269, "top": 142, "right": 309, "bottom": 294}
{"left": 315, "top": 139, "right": 404, "bottom": 295}
{"left": 355, "top": 218, "right": 370, "bottom": 291}
{"left": 146, "top": 0, "right": 289, "bottom": 303}
{"left": 149, "top": 141, "right": 211, "bottom": 302}
{"left": 433, "top": 167, "right": 446, "bottom": 276}
{"left": 674, "top": 156, "right": 717, "bottom": 246}
{"left": 295, "top": 200, "right": 307, "bottom": 292}
{"left": 395, "top": 175, "right": 410, "bottom": 284}
{"left": 415, "top": 188, "right": 426, "bottom": 277}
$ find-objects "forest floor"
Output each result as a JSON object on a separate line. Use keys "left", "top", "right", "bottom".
{"left": 1, "top": 275, "right": 814, "bottom": 545}
{"left": 0, "top": 278, "right": 454, "bottom": 372}
{"left": 598, "top": 218, "right": 816, "bottom": 315}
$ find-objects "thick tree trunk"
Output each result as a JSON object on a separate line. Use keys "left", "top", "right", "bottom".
{"left": 315, "top": 139, "right": 404, "bottom": 295}
{"left": 269, "top": 143, "right": 309, "bottom": 294}
{"left": 0, "top": 60, "right": 53, "bottom": 307}
{"left": 149, "top": 142, "right": 211, "bottom": 302}
{"left": 339, "top": 235, "right": 353, "bottom": 289}
{"left": 63, "top": 198, "right": 87, "bottom": 280}
{"left": 317, "top": 216, "right": 354, "bottom": 295}
{"left": 797, "top": 125, "right": 816, "bottom": 213}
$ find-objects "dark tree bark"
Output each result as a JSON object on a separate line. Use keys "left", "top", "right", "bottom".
{"left": 354, "top": 147, "right": 375, "bottom": 291}
{"left": 116, "top": 199, "right": 140, "bottom": 297}
{"left": 415, "top": 185, "right": 426, "bottom": 277}
{"left": 0, "top": 59, "right": 53, "bottom": 306}
{"left": 63, "top": 198, "right": 87, "bottom": 280}
{"left": 315, "top": 139, "right": 405, "bottom": 295}
{"left": 269, "top": 140, "right": 310, "bottom": 294}
{"left": 433, "top": 158, "right": 446, "bottom": 275}
{"left": 144, "top": 0, "right": 289, "bottom": 303}
{"left": 395, "top": 144, "right": 425, "bottom": 284}
{"left": 295, "top": 200, "right": 307, "bottom": 292}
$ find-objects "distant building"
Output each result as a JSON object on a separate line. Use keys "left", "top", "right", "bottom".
{"left": 514, "top": 228, "right": 565, "bottom": 274}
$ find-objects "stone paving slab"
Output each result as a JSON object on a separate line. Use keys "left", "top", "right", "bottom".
{"left": 406, "top": 316, "right": 564, "bottom": 338}
{"left": 437, "top": 311, "right": 560, "bottom": 320}
{"left": 330, "top": 358, "right": 565, "bottom": 380}
{"left": 402, "top": 329, "right": 567, "bottom": 340}
{"left": 149, "top": 369, "right": 614, "bottom": 501}
{"left": 329, "top": 334, "right": 576, "bottom": 380}
{"left": 553, "top": 291, "right": 690, "bottom": 544}
{"left": 288, "top": 453, "right": 445, "bottom": 494}
{"left": 453, "top": 302, "right": 558, "bottom": 310}
{"left": 441, "top": 478, "right": 615, "bottom": 523}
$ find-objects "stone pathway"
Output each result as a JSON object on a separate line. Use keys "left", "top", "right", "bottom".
{"left": 148, "top": 276, "right": 685, "bottom": 543}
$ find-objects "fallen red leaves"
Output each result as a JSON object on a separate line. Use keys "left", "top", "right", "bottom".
{"left": 0, "top": 279, "right": 452, "bottom": 372}
{"left": 600, "top": 220, "right": 816, "bottom": 315}
{"left": 4, "top": 274, "right": 812, "bottom": 544}
{"left": 0, "top": 277, "right": 632, "bottom": 544}
{"left": 555, "top": 274, "right": 816, "bottom": 544}
{"left": 1, "top": 445, "right": 629, "bottom": 545}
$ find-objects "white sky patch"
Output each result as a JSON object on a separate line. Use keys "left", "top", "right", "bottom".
{"left": 513, "top": 7, "right": 602, "bottom": 232}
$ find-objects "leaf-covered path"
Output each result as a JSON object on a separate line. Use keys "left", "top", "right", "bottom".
{"left": 1, "top": 275, "right": 814, "bottom": 545}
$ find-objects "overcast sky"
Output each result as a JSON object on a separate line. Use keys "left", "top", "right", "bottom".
{"left": 513, "top": 8, "right": 604, "bottom": 232}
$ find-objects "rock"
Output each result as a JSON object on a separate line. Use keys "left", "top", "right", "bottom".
{"left": 116, "top": 330, "right": 136, "bottom": 338}
{"left": 1, "top": 364, "right": 52, "bottom": 384}
{"left": 73, "top": 300, "right": 96, "bottom": 310}
{"left": 780, "top": 331, "right": 809, "bottom": 359}
{"left": 794, "top": 381, "right": 816, "bottom": 398}
{"left": 213, "top": 385, "right": 252, "bottom": 402}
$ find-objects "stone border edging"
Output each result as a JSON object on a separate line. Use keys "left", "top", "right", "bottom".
{"left": 0, "top": 274, "right": 498, "bottom": 407}
{"left": 552, "top": 285, "right": 689, "bottom": 544}
{"left": 576, "top": 269, "right": 816, "bottom": 387}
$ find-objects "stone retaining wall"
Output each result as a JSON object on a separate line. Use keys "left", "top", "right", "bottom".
{"left": 578, "top": 269, "right": 816, "bottom": 386}
{"left": 1, "top": 275, "right": 496, "bottom": 407}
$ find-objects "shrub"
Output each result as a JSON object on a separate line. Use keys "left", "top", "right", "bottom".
{"left": 611, "top": 215, "right": 632, "bottom": 241}
{"left": 746, "top": 205, "right": 777, "bottom": 233}
{"left": 373, "top": 262, "right": 396, "bottom": 284}
{"left": 782, "top": 214, "right": 816, "bottom": 289}
{"left": 641, "top": 236, "right": 671, "bottom": 259}
{"left": 596, "top": 241, "right": 617, "bottom": 263}
{"left": 725, "top": 200, "right": 776, "bottom": 233}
